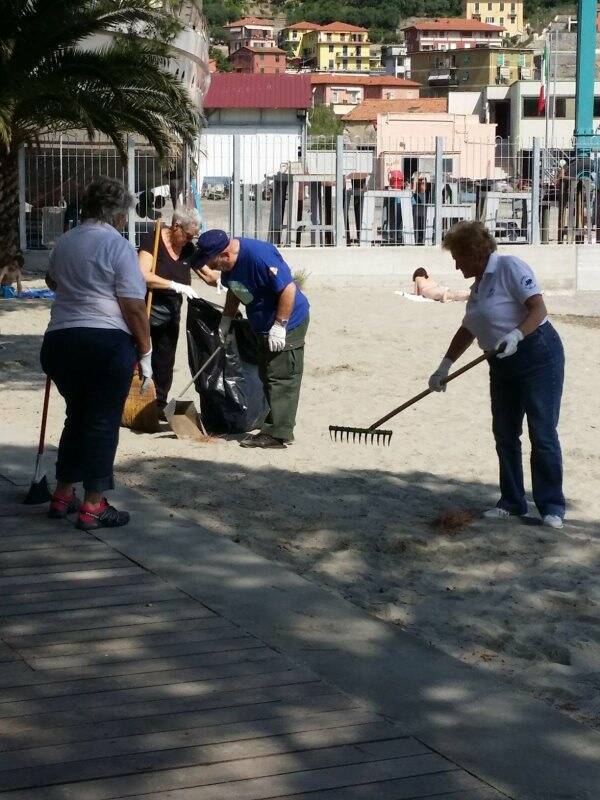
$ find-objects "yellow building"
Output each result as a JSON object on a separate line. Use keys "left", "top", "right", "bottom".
{"left": 463, "top": 0, "right": 524, "bottom": 38}
{"left": 281, "top": 21, "right": 374, "bottom": 72}
{"left": 411, "top": 46, "right": 534, "bottom": 94}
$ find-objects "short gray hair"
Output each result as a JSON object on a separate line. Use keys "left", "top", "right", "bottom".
{"left": 81, "top": 177, "right": 132, "bottom": 225}
{"left": 172, "top": 207, "right": 201, "bottom": 231}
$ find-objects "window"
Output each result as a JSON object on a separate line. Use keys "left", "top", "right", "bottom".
{"left": 488, "top": 2, "right": 492, "bottom": 8}
{"left": 356, "top": 46, "right": 361, "bottom": 55}
{"left": 497, "top": 53, "right": 504, "bottom": 66}
{"left": 594, "top": 97, "right": 600, "bottom": 116}
{"left": 475, "top": 1, "right": 479, "bottom": 8}
{"left": 275, "top": 68, "right": 280, "bottom": 74}
{"left": 260, "top": 67, "right": 264, "bottom": 73}
{"left": 340, "top": 34, "right": 345, "bottom": 41}
{"left": 259, "top": 52, "right": 264, "bottom": 59}
{"left": 555, "top": 98, "right": 567, "bottom": 117}
{"left": 500, "top": 1, "right": 504, "bottom": 8}
{"left": 511, "top": 2, "right": 515, "bottom": 9}
{"left": 523, "top": 97, "right": 567, "bottom": 117}
{"left": 486, "top": 16, "right": 494, "bottom": 23}
{"left": 342, "top": 59, "right": 348, "bottom": 69}
{"left": 329, "top": 59, "right": 334, "bottom": 68}
{"left": 329, "top": 44, "right": 334, "bottom": 52}
{"left": 518, "top": 52, "right": 525, "bottom": 66}
{"left": 500, "top": 17, "right": 504, "bottom": 24}
{"left": 327, "top": 33, "right": 332, "bottom": 41}
{"left": 357, "top": 61, "right": 363, "bottom": 70}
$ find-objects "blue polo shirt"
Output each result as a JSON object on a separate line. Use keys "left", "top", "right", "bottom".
{"left": 221, "top": 238, "right": 310, "bottom": 334}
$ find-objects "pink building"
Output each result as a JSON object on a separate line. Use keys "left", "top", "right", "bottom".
{"left": 311, "top": 75, "right": 421, "bottom": 116}
{"left": 229, "top": 46, "right": 287, "bottom": 74}
{"left": 377, "top": 113, "right": 498, "bottom": 180}
{"left": 402, "top": 18, "right": 504, "bottom": 53}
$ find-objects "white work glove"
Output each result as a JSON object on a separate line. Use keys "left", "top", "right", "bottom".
{"left": 218, "top": 314, "right": 233, "bottom": 345}
{"left": 495, "top": 328, "right": 524, "bottom": 359}
{"left": 428, "top": 357, "right": 453, "bottom": 392}
{"left": 138, "top": 348, "right": 153, "bottom": 393}
{"left": 268, "top": 321, "right": 287, "bottom": 353}
{"left": 170, "top": 281, "right": 199, "bottom": 300}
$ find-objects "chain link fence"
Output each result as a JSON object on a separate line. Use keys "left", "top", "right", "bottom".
{"left": 20, "top": 132, "right": 600, "bottom": 250}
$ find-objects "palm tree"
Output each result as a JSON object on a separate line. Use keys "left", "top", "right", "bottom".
{"left": 0, "top": 0, "right": 201, "bottom": 269}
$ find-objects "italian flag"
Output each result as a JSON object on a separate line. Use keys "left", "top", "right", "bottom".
{"left": 538, "top": 41, "right": 549, "bottom": 115}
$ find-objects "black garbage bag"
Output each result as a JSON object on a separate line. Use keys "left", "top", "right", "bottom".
{"left": 186, "top": 298, "right": 269, "bottom": 434}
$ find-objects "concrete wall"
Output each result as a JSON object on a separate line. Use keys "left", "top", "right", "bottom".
{"left": 23, "top": 244, "right": 600, "bottom": 292}
{"left": 279, "top": 244, "right": 591, "bottom": 291}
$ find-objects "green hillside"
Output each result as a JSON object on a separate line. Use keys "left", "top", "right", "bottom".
{"left": 205, "top": 0, "right": 576, "bottom": 43}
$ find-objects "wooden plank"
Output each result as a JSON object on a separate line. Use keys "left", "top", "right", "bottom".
{"left": 14, "top": 622, "right": 241, "bottom": 657}
{"left": 3, "top": 615, "right": 226, "bottom": 649}
{"left": 0, "top": 692, "right": 360, "bottom": 756}
{"left": 25, "top": 753, "right": 454, "bottom": 800}
{"left": 0, "top": 647, "right": 279, "bottom": 689}
{"left": 0, "top": 667, "right": 314, "bottom": 720}
{"left": 0, "top": 559, "right": 129, "bottom": 579}
{"left": 0, "top": 542, "right": 115, "bottom": 569}
{"left": 253, "top": 771, "right": 499, "bottom": 800}
{"left": 0, "top": 544, "right": 117, "bottom": 568}
{"left": 0, "top": 655, "right": 291, "bottom": 705}
{"left": 0, "top": 575, "right": 161, "bottom": 605}
{"left": 0, "top": 566, "right": 146, "bottom": 592}
{"left": 0, "top": 601, "right": 215, "bottom": 637}
{"left": 0, "top": 585, "right": 182, "bottom": 617}
{"left": 0, "top": 722, "right": 418, "bottom": 794}
{"left": 24, "top": 636, "right": 263, "bottom": 671}
{"left": 0, "top": 534, "right": 100, "bottom": 553}
{"left": 0, "top": 681, "right": 330, "bottom": 733}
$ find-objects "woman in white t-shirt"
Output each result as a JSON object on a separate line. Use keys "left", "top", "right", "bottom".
{"left": 41, "top": 177, "right": 152, "bottom": 531}
{"left": 427, "top": 221, "right": 565, "bottom": 529}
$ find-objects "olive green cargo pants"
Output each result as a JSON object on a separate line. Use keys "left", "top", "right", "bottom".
{"left": 258, "top": 316, "right": 309, "bottom": 442}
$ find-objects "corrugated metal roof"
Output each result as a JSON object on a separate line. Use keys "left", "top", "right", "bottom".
{"left": 343, "top": 98, "right": 448, "bottom": 121}
{"left": 204, "top": 74, "right": 312, "bottom": 110}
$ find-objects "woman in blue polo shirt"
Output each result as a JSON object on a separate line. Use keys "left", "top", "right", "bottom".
{"left": 428, "top": 221, "right": 565, "bottom": 529}
{"left": 194, "top": 230, "right": 310, "bottom": 449}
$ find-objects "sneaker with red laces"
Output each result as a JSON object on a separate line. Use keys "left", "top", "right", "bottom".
{"left": 76, "top": 499, "right": 130, "bottom": 531}
{"left": 48, "top": 491, "right": 81, "bottom": 520}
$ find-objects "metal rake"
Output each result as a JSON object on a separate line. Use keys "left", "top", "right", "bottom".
{"left": 329, "top": 351, "right": 492, "bottom": 446}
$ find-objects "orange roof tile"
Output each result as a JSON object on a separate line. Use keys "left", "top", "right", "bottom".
{"left": 226, "top": 17, "right": 274, "bottom": 28}
{"left": 405, "top": 18, "right": 504, "bottom": 32}
{"left": 230, "top": 46, "right": 287, "bottom": 56}
{"left": 343, "top": 98, "right": 448, "bottom": 121}
{"left": 285, "top": 21, "right": 323, "bottom": 31}
{"left": 310, "top": 74, "right": 420, "bottom": 87}
{"left": 320, "top": 22, "right": 369, "bottom": 33}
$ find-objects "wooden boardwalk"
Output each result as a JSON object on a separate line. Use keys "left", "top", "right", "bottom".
{"left": 0, "top": 493, "right": 505, "bottom": 798}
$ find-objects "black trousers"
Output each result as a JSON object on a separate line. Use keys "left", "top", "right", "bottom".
{"left": 40, "top": 327, "right": 136, "bottom": 492}
{"left": 150, "top": 294, "right": 182, "bottom": 406}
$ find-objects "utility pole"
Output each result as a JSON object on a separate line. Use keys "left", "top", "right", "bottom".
{"left": 574, "top": 0, "right": 600, "bottom": 149}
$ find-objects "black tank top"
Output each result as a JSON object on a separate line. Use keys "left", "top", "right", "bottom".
{"left": 138, "top": 229, "right": 195, "bottom": 287}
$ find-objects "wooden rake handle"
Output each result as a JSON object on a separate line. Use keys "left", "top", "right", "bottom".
{"left": 369, "top": 351, "right": 492, "bottom": 431}
{"left": 145, "top": 219, "right": 162, "bottom": 317}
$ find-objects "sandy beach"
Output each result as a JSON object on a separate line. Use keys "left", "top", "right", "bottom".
{"left": 2, "top": 272, "right": 599, "bottom": 732}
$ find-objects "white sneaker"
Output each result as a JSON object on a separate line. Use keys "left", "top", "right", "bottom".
{"left": 483, "top": 507, "right": 512, "bottom": 520}
{"left": 542, "top": 514, "right": 564, "bottom": 530}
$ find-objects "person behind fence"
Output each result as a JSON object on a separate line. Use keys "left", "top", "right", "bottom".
{"left": 193, "top": 230, "right": 310, "bottom": 449}
{"left": 427, "top": 221, "right": 565, "bottom": 530}
{"left": 138, "top": 208, "right": 217, "bottom": 415}
{"left": 41, "top": 176, "right": 152, "bottom": 530}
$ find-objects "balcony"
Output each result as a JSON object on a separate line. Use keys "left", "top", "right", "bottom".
{"left": 428, "top": 67, "right": 459, "bottom": 86}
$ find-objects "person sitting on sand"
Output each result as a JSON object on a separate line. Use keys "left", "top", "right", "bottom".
{"left": 412, "top": 268, "right": 470, "bottom": 303}
{"left": 0, "top": 257, "right": 24, "bottom": 297}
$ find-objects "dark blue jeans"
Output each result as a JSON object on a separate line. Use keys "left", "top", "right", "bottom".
{"left": 489, "top": 322, "right": 565, "bottom": 519}
{"left": 40, "top": 328, "right": 136, "bottom": 493}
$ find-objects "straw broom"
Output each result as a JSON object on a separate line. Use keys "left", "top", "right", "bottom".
{"left": 121, "top": 220, "right": 162, "bottom": 433}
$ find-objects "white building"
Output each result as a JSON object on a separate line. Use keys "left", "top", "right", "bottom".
{"left": 382, "top": 44, "right": 411, "bottom": 79}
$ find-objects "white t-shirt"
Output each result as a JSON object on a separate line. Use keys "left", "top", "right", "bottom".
{"left": 47, "top": 222, "right": 146, "bottom": 335}
{"left": 462, "top": 252, "right": 546, "bottom": 351}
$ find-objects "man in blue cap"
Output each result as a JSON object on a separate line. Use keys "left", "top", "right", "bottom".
{"left": 194, "top": 230, "right": 310, "bottom": 449}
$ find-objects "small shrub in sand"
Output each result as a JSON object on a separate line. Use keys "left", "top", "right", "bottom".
{"left": 293, "top": 269, "right": 310, "bottom": 289}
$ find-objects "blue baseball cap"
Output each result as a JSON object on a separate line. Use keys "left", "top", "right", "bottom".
{"left": 191, "top": 229, "right": 230, "bottom": 268}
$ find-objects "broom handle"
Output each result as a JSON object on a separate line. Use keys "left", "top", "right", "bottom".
{"left": 177, "top": 346, "right": 223, "bottom": 399}
{"left": 37, "top": 376, "right": 52, "bottom": 457}
{"left": 368, "top": 351, "right": 492, "bottom": 431}
{"left": 145, "top": 219, "right": 162, "bottom": 317}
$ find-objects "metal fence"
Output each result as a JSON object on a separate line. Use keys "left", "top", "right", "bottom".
{"left": 20, "top": 132, "right": 600, "bottom": 250}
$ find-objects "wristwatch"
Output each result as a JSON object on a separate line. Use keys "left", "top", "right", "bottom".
{"left": 275, "top": 317, "right": 289, "bottom": 327}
